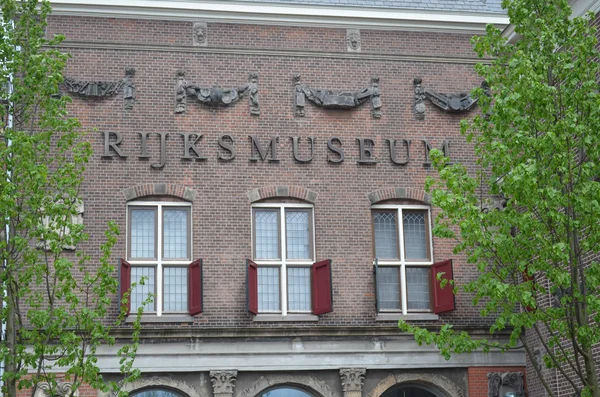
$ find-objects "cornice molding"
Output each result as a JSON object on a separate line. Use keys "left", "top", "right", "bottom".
{"left": 49, "top": 0, "right": 509, "bottom": 33}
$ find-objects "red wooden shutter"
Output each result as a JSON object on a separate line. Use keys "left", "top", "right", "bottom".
{"left": 188, "top": 259, "right": 203, "bottom": 316}
{"left": 119, "top": 258, "right": 131, "bottom": 315}
{"left": 374, "top": 258, "right": 380, "bottom": 312}
{"left": 431, "top": 259, "right": 455, "bottom": 314}
{"left": 311, "top": 259, "right": 333, "bottom": 315}
{"left": 247, "top": 259, "right": 258, "bottom": 314}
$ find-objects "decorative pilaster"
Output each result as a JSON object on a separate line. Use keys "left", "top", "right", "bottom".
{"left": 210, "top": 370, "right": 238, "bottom": 397}
{"left": 340, "top": 368, "right": 366, "bottom": 397}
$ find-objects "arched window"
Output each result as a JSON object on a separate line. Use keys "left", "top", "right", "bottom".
{"left": 131, "top": 388, "right": 187, "bottom": 397}
{"left": 381, "top": 385, "right": 439, "bottom": 397}
{"left": 258, "top": 387, "right": 316, "bottom": 397}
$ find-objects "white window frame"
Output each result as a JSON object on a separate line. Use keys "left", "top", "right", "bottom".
{"left": 372, "top": 204, "right": 433, "bottom": 315}
{"left": 251, "top": 203, "right": 316, "bottom": 316}
{"left": 126, "top": 201, "right": 192, "bottom": 316}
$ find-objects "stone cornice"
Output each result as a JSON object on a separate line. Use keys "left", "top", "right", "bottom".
{"left": 49, "top": 0, "right": 509, "bottom": 33}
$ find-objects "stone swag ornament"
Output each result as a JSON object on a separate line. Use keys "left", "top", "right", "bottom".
{"left": 413, "top": 78, "right": 487, "bottom": 120}
{"left": 294, "top": 75, "right": 381, "bottom": 118}
{"left": 175, "top": 71, "right": 260, "bottom": 115}
{"left": 60, "top": 68, "right": 136, "bottom": 109}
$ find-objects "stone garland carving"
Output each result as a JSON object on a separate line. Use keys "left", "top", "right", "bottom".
{"left": 193, "top": 22, "right": 208, "bottom": 46}
{"left": 413, "top": 78, "right": 487, "bottom": 119}
{"left": 347, "top": 29, "right": 361, "bottom": 52}
{"left": 34, "top": 382, "right": 79, "bottom": 397}
{"left": 294, "top": 75, "right": 381, "bottom": 119}
{"left": 61, "top": 68, "right": 136, "bottom": 109}
{"left": 340, "top": 368, "right": 366, "bottom": 394}
{"left": 210, "top": 370, "right": 238, "bottom": 397}
{"left": 488, "top": 372, "right": 525, "bottom": 397}
{"left": 175, "top": 71, "right": 259, "bottom": 115}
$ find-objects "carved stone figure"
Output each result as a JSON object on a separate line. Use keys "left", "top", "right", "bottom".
{"left": 340, "top": 368, "right": 366, "bottom": 395}
{"left": 175, "top": 72, "right": 259, "bottom": 115}
{"left": 347, "top": 29, "right": 361, "bottom": 52}
{"left": 123, "top": 68, "right": 136, "bottom": 110}
{"left": 294, "top": 75, "right": 382, "bottom": 118}
{"left": 193, "top": 22, "right": 208, "bottom": 46}
{"left": 175, "top": 70, "right": 188, "bottom": 113}
{"left": 34, "top": 382, "right": 79, "bottom": 397}
{"left": 414, "top": 78, "right": 486, "bottom": 119}
{"left": 61, "top": 68, "right": 136, "bottom": 109}
{"left": 488, "top": 372, "right": 525, "bottom": 397}
{"left": 210, "top": 370, "right": 238, "bottom": 397}
{"left": 414, "top": 78, "right": 426, "bottom": 120}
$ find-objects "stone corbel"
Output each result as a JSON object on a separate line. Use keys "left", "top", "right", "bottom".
{"left": 175, "top": 72, "right": 259, "bottom": 116}
{"left": 61, "top": 68, "right": 136, "bottom": 110}
{"left": 34, "top": 382, "right": 79, "bottom": 397}
{"left": 294, "top": 75, "right": 381, "bottom": 119}
{"left": 210, "top": 370, "right": 238, "bottom": 397}
{"left": 340, "top": 368, "right": 366, "bottom": 397}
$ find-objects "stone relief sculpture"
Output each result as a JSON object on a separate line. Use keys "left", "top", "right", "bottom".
{"left": 34, "top": 382, "right": 79, "bottom": 397}
{"left": 413, "top": 78, "right": 487, "bottom": 119}
{"left": 175, "top": 71, "right": 260, "bottom": 115}
{"left": 488, "top": 372, "right": 525, "bottom": 397}
{"left": 347, "top": 29, "right": 361, "bottom": 52}
{"left": 294, "top": 75, "right": 381, "bottom": 118}
{"left": 61, "top": 68, "right": 136, "bottom": 109}
{"left": 193, "top": 22, "right": 208, "bottom": 46}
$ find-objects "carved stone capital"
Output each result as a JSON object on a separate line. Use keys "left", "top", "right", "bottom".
{"left": 488, "top": 372, "right": 525, "bottom": 397}
{"left": 34, "top": 382, "right": 79, "bottom": 397}
{"left": 210, "top": 370, "right": 238, "bottom": 397}
{"left": 340, "top": 368, "right": 366, "bottom": 397}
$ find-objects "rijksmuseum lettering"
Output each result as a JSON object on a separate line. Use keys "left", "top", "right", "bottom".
{"left": 101, "top": 131, "right": 451, "bottom": 169}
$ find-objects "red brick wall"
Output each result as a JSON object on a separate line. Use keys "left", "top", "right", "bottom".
{"left": 468, "top": 367, "right": 526, "bottom": 397}
{"left": 44, "top": 16, "right": 490, "bottom": 329}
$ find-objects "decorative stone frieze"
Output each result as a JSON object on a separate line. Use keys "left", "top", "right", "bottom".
{"left": 34, "top": 382, "right": 79, "bottom": 397}
{"left": 340, "top": 368, "right": 366, "bottom": 397}
{"left": 413, "top": 78, "right": 486, "bottom": 119}
{"left": 61, "top": 68, "right": 136, "bottom": 109}
{"left": 488, "top": 372, "right": 525, "bottom": 397}
{"left": 294, "top": 75, "right": 381, "bottom": 118}
{"left": 210, "top": 370, "right": 238, "bottom": 397}
{"left": 175, "top": 71, "right": 259, "bottom": 115}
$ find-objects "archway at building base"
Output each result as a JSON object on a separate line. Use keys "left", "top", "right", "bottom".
{"left": 366, "top": 373, "right": 464, "bottom": 397}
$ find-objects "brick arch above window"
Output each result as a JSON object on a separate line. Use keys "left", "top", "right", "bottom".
{"left": 122, "top": 183, "right": 197, "bottom": 202}
{"left": 246, "top": 185, "right": 318, "bottom": 204}
{"left": 366, "top": 187, "right": 431, "bottom": 205}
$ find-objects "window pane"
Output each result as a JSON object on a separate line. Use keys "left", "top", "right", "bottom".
{"left": 406, "top": 267, "right": 430, "bottom": 310}
{"left": 286, "top": 210, "right": 310, "bottom": 260}
{"left": 378, "top": 267, "right": 401, "bottom": 310}
{"left": 163, "top": 267, "right": 187, "bottom": 312}
{"left": 163, "top": 209, "right": 188, "bottom": 259}
{"left": 258, "top": 267, "right": 280, "bottom": 312}
{"left": 130, "top": 209, "right": 155, "bottom": 258}
{"left": 255, "top": 210, "right": 279, "bottom": 259}
{"left": 403, "top": 211, "right": 428, "bottom": 260}
{"left": 131, "top": 266, "right": 155, "bottom": 312}
{"left": 288, "top": 267, "right": 311, "bottom": 312}
{"left": 374, "top": 212, "right": 398, "bottom": 259}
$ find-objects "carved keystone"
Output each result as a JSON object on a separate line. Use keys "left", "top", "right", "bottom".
{"left": 210, "top": 370, "right": 238, "bottom": 397}
{"left": 340, "top": 368, "right": 366, "bottom": 397}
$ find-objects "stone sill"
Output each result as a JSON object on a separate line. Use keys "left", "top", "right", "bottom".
{"left": 126, "top": 314, "right": 195, "bottom": 323}
{"left": 253, "top": 314, "right": 319, "bottom": 322}
{"left": 375, "top": 313, "right": 439, "bottom": 322}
